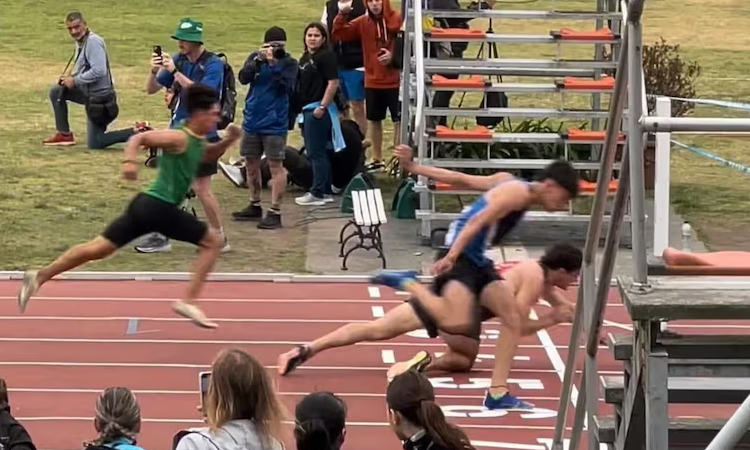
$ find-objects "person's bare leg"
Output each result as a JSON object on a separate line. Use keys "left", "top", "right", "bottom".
{"left": 422, "top": 332, "right": 479, "bottom": 374}
{"left": 193, "top": 177, "right": 225, "bottom": 243}
{"left": 171, "top": 229, "right": 222, "bottom": 329}
{"left": 476, "top": 280, "right": 534, "bottom": 409}
{"left": 245, "top": 158, "right": 263, "bottom": 204}
{"left": 391, "top": 279, "right": 475, "bottom": 334}
{"left": 350, "top": 100, "right": 367, "bottom": 137}
{"left": 277, "top": 302, "right": 423, "bottom": 375}
{"left": 370, "top": 120, "right": 383, "bottom": 162}
{"left": 267, "top": 159, "right": 286, "bottom": 208}
{"left": 18, "top": 236, "right": 117, "bottom": 312}
{"left": 392, "top": 121, "right": 401, "bottom": 147}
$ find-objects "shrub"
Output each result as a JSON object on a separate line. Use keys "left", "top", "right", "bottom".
{"left": 642, "top": 37, "right": 702, "bottom": 117}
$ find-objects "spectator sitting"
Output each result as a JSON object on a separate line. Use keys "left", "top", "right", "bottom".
{"left": 82, "top": 387, "right": 145, "bottom": 450}
{"left": 0, "top": 378, "right": 37, "bottom": 450}
{"left": 386, "top": 370, "right": 476, "bottom": 450}
{"left": 294, "top": 392, "right": 348, "bottom": 450}
{"left": 172, "top": 348, "right": 287, "bottom": 450}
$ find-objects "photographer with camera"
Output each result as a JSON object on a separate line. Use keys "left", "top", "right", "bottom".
{"left": 44, "top": 11, "right": 150, "bottom": 148}
{"left": 139, "top": 17, "right": 230, "bottom": 254}
{"left": 231, "top": 27, "right": 299, "bottom": 230}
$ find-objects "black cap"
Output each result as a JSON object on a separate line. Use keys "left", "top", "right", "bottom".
{"left": 264, "top": 26, "right": 287, "bottom": 43}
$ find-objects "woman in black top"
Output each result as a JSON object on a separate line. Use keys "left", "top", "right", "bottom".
{"left": 387, "top": 370, "right": 476, "bottom": 450}
{"left": 294, "top": 391, "right": 348, "bottom": 450}
{"left": 294, "top": 23, "right": 340, "bottom": 207}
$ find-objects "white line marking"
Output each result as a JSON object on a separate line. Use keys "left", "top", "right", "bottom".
{"left": 0, "top": 316, "right": 375, "bottom": 324}
{"left": 0, "top": 361, "right": 622, "bottom": 374}
{"left": 7, "top": 387, "right": 574, "bottom": 401}
{"left": 381, "top": 350, "right": 395, "bottom": 364}
{"left": 0, "top": 296, "right": 406, "bottom": 304}
{"left": 371, "top": 307, "right": 385, "bottom": 318}
{"left": 603, "top": 319, "right": 633, "bottom": 331}
{"left": 0, "top": 336, "right": 595, "bottom": 349}
{"left": 368, "top": 286, "right": 381, "bottom": 298}
{"left": 11, "top": 416, "right": 561, "bottom": 430}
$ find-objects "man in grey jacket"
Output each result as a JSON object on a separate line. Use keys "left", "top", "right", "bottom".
{"left": 43, "top": 11, "right": 149, "bottom": 148}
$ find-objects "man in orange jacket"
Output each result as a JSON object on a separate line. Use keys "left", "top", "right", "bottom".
{"left": 332, "top": 0, "right": 402, "bottom": 171}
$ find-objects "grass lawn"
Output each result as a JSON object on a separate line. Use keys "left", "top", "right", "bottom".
{"left": 1, "top": 0, "right": 748, "bottom": 274}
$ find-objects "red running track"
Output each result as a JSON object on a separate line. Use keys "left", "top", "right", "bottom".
{"left": 0, "top": 279, "right": 748, "bottom": 450}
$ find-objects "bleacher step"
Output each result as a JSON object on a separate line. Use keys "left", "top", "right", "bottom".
{"left": 608, "top": 332, "right": 750, "bottom": 361}
{"left": 416, "top": 9, "right": 622, "bottom": 20}
{"left": 423, "top": 107, "right": 612, "bottom": 120}
{"left": 593, "top": 415, "right": 750, "bottom": 447}
{"left": 420, "top": 158, "right": 613, "bottom": 171}
{"left": 601, "top": 375, "right": 750, "bottom": 404}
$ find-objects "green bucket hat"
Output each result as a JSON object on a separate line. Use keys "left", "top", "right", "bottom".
{"left": 171, "top": 18, "right": 203, "bottom": 43}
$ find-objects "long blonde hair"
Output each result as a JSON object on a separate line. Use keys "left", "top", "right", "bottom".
{"left": 204, "top": 348, "right": 289, "bottom": 448}
{"left": 85, "top": 387, "right": 141, "bottom": 447}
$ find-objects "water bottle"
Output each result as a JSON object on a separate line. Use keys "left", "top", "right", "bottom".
{"left": 681, "top": 222, "right": 692, "bottom": 251}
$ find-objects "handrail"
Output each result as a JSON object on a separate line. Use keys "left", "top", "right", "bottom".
{"left": 413, "top": 0, "right": 425, "bottom": 133}
{"left": 550, "top": 0, "right": 647, "bottom": 448}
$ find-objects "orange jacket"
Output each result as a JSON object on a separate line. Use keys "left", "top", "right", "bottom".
{"left": 331, "top": 0, "right": 402, "bottom": 89}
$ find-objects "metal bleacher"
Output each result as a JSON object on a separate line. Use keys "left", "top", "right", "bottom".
{"left": 399, "top": 0, "right": 630, "bottom": 244}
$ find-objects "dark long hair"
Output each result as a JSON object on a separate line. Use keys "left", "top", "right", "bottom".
{"left": 294, "top": 392, "right": 348, "bottom": 450}
{"left": 386, "top": 371, "right": 475, "bottom": 450}
{"left": 302, "top": 22, "right": 330, "bottom": 53}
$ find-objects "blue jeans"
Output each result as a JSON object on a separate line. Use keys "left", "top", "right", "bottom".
{"left": 302, "top": 110, "right": 333, "bottom": 198}
{"left": 49, "top": 84, "right": 135, "bottom": 149}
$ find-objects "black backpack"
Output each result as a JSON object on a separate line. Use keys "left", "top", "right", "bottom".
{"left": 0, "top": 405, "right": 37, "bottom": 450}
{"left": 170, "top": 51, "right": 237, "bottom": 130}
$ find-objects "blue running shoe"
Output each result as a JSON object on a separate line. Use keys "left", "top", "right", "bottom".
{"left": 483, "top": 391, "right": 535, "bottom": 410}
{"left": 370, "top": 270, "right": 419, "bottom": 291}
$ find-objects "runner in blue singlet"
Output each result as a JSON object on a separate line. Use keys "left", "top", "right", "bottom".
{"left": 371, "top": 145, "right": 580, "bottom": 410}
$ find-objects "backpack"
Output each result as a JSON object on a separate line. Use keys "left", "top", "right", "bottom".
{"left": 170, "top": 51, "right": 237, "bottom": 130}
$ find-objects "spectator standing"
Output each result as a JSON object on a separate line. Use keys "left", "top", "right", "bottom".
{"left": 322, "top": 0, "right": 368, "bottom": 137}
{"left": 141, "top": 17, "right": 230, "bottom": 254}
{"left": 294, "top": 392, "right": 348, "bottom": 450}
{"left": 294, "top": 23, "right": 344, "bottom": 207}
{"left": 44, "top": 11, "right": 150, "bottom": 149}
{"left": 0, "top": 378, "right": 37, "bottom": 450}
{"left": 172, "top": 348, "right": 287, "bottom": 450}
{"left": 232, "top": 26, "right": 299, "bottom": 229}
{"left": 332, "top": 0, "right": 402, "bottom": 171}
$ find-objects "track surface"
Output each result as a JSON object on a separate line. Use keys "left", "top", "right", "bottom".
{"left": 0, "top": 279, "right": 745, "bottom": 450}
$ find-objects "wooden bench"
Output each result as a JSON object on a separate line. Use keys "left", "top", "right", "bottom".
{"left": 338, "top": 188, "right": 388, "bottom": 271}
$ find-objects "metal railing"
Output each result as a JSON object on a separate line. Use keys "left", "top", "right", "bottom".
{"left": 550, "top": 0, "right": 646, "bottom": 448}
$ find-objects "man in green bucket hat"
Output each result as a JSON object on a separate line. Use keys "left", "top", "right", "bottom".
{"left": 141, "top": 17, "right": 231, "bottom": 255}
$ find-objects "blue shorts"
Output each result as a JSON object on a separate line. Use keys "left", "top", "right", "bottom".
{"left": 338, "top": 69, "right": 365, "bottom": 102}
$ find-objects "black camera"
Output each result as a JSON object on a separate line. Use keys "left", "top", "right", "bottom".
{"left": 270, "top": 44, "right": 285, "bottom": 59}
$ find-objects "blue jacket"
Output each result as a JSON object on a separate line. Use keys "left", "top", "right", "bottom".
{"left": 238, "top": 52, "right": 299, "bottom": 136}
{"left": 156, "top": 51, "right": 224, "bottom": 140}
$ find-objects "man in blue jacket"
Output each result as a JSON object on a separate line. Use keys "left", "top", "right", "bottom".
{"left": 140, "top": 17, "right": 231, "bottom": 253}
{"left": 231, "top": 26, "right": 299, "bottom": 230}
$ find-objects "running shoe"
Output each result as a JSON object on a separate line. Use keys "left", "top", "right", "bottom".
{"left": 387, "top": 350, "right": 432, "bottom": 382}
{"left": 483, "top": 391, "right": 535, "bottom": 410}
{"left": 370, "top": 270, "right": 419, "bottom": 291}
{"left": 17, "top": 270, "right": 39, "bottom": 313}
{"left": 172, "top": 301, "right": 218, "bottom": 329}
{"left": 277, "top": 344, "right": 312, "bottom": 376}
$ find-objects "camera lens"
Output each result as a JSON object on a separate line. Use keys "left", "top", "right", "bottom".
{"left": 273, "top": 47, "right": 285, "bottom": 59}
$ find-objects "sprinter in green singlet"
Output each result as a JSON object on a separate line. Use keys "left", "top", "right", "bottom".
{"left": 17, "top": 83, "right": 240, "bottom": 329}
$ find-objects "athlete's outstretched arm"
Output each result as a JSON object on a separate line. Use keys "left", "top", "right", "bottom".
{"left": 442, "top": 182, "right": 529, "bottom": 263}
{"left": 394, "top": 145, "right": 512, "bottom": 191}
{"left": 203, "top": 124, "right": 242, "bottom": 162}
{"left": 122, "top": 129, "right": 187, "bottom": 162}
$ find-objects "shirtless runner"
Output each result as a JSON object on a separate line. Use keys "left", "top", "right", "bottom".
{"left": 278, "top": 144, "right": 580, "bottom": 409}
{"left": 277, "top": 243, "right": 580, "bottom": 410}
{"left": 16, "top": 84, "right": 240, "bottom": 328}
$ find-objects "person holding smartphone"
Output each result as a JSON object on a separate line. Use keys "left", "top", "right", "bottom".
{"left": 331, "top": 0, "right": 402, "bottom": 172}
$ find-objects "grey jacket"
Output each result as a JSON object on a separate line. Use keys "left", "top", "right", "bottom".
{"left": 174, "top": 419, "right": 284, "bottom": 450}
{"left": 72, "top": 31, "right": 113, "bottom": 97}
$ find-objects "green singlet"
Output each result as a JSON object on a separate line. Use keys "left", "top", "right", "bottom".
{"left": 144, "top": 126, "right": 206, "bottom": 205}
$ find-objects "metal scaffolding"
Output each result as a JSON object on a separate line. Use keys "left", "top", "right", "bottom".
{"left": 549, "top": 0, "right": 750, "bottom": 449}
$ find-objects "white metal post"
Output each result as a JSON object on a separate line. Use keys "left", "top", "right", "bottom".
{"left": 652, "top": 97, "right": 672, "bottom": 257}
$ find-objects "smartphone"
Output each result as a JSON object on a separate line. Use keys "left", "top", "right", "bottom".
{"left": 199, "top": 371, "right": 211, "bottom": 411}
{"left": 153, "top": 45, "right": 163, "bottom": 56}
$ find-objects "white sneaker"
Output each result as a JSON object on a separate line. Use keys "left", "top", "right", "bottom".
{"left": 324, "top": 195, "right": 334, "bottom": 203}
{"left": 295, "top": 193, "right": 325, "bottom": 206}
